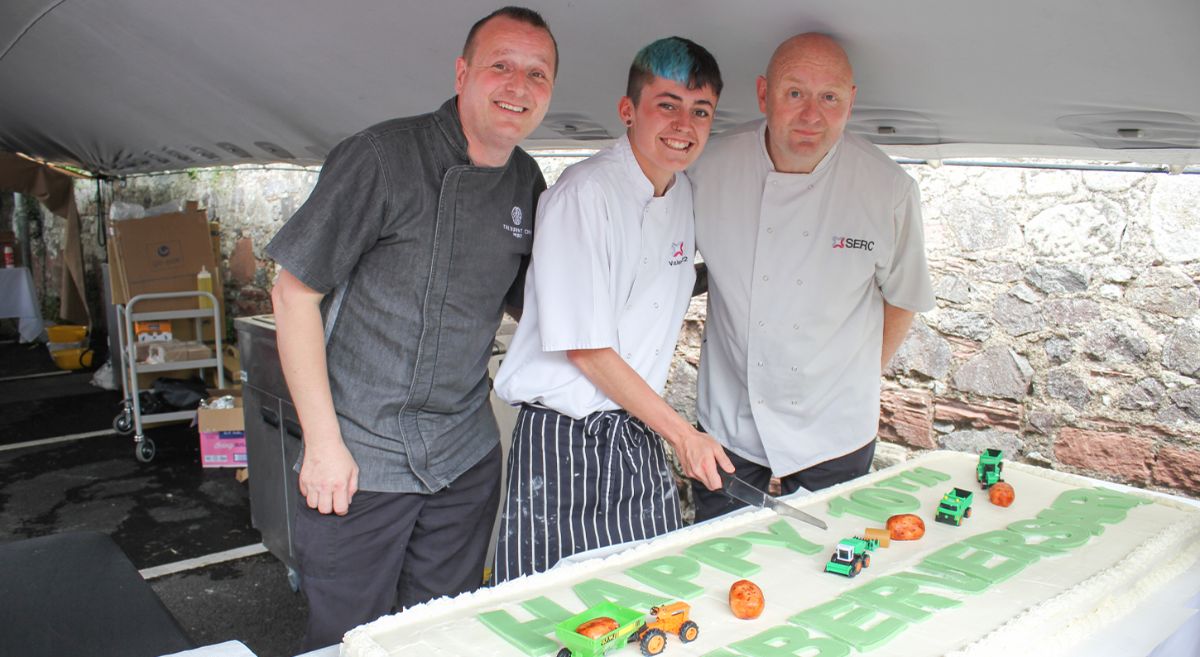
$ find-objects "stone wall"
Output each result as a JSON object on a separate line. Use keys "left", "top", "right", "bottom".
{"left": 9, "top": 156, "right": 1198, "bottom": 498}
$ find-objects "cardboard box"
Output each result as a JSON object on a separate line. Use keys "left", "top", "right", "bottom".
{"left": 107, "top": 201, "right": 225, "bottom": 313}
{"left": 197, "top": 389, "right": 245, "bottom": 468}
{"left": 147, "top": 340, "right": 212, "bottom": 363}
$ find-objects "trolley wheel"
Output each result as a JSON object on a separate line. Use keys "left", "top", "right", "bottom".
{"left": 135, "top": 437, "right": 156, "bottom": 463}
{"left": 287, "top": 567, "right": 301, "bottom": 593}
{"left": 113, "top": 411, "right": 134, "bottom": 435}
{"left": 557, "top": 649, "right": 572, "bottom": 657}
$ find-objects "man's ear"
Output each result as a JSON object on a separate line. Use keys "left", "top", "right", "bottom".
{"left": 618, "top": 96, "right": 635, "bottom": 127}
{"left": 454, "top": 57, "right": 468, "bottom": 94}
{"left": 756, "top": 75, "right": 769, "bottom": 115}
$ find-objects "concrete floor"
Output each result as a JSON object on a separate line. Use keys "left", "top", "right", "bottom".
{"left": 0, "top": 338, "right": 307, "bottom": 657}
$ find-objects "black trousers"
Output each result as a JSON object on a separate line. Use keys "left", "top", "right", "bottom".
{"left": 293, "top": 444, "right": 501, "bottom": 651}
{"left": 691, "top": 436, "right": 876, "bottom": 524}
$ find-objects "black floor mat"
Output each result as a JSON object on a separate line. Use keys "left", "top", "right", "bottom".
{"left": 0, "top": 341, "right": 60, "bottom": 378}
{"left": 0, "top": 428, "right": 258, "bottom": 569}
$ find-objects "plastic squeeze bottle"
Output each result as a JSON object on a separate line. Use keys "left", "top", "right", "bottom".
{"left": 197, "top": 265, "right": 213, "bottom": 308}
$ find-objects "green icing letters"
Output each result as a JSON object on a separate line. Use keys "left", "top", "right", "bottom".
{"left": 919, "top": 542, "right": 1028, "bottom": 585}
{"left": 740, "top": 519, "right": 822, "bottom": 555}
{"left": 894, "top": 568, "right": 990, "bottom": 594}
{"left": 1049, "top": 488, "right": 1148, "bottom": 524}
{"left": 1007, "top": 518, "right": 1093, "bottom": 553}
{"left": 701, "top": 650, "right": 743, "bottom": 657}
{"left": 573, "top": 578, "right": 668, "bottom": 611}
{"left": 843, "top": 575, "right": 962, "bottom": 623}
{"left": 684, "top": 537, "right": 762, "bottom": 577}
{"left": 962, "top": 530, "right": 1043, "bottom": 565}
{"left": 789, "top": 598, "right": 909, "bottom": 652}
{"left": 874, "top": 475, "right": 922, "bottom": 492}
{"left": 899, "top": 466, "right": 952, "bottom": 487}
{"left": 827, "top": 488, "right": 920, "bottom": 523}
{"left": 728, "top": 625, "right": 851, "bottom": 657}
{"left": 625, "top": 555, "right": 705, "bottom": 600}
{"left": 477, "top": 596, "right": 573, "bottom": 656}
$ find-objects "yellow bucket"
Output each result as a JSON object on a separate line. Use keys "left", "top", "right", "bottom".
{"left": 47, "top": 324, "right": 88, "bottom": 343}
{"left": 51, "top": 347, "right": 94, "bottom": 371}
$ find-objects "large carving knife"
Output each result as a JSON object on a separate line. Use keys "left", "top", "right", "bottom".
{"left": 718, "top": 470, "right": 827, "bottom": 530}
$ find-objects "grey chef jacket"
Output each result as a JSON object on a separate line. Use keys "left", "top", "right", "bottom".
{"left": 266, "top": 97, "right": 545, "bottom": 493}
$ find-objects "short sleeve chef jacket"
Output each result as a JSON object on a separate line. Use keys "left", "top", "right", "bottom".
{"left": 495, "top": 136, "right": 696, "bottom": 418}
{"left": 689, "top": 120, "right": 934, "bottom": 476}
{"left": 266, "top": 98, "right": 544, "bottom": 493}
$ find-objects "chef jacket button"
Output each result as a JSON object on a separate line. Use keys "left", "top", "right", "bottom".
{"left": 793, "top": 323, "right": 799, "bottom": 330}
{"left": 766, "top": 227, "right": 774, "bottom": 233}
{"left": 791, "top": 366, "right": 798, "bottom": 372}
{"left": 803, "top": 231, "right": 809, "bottom": 237}
{"left": 796, "top": 279, "right": 803, "bottom": 286}
{"left": 655, "top": 348, "right": 660, "bottom": 356}
{"left": 643, "top": 258, "right": 649, "bottom": 264}
{"left": 758, "top": 320, "right": 765, "bottom": 327}
{"left": 626, "top": 303, "right": 633, "bottom": 310}
{"left": 757, "top": 360, "right": 764, "bottom": 367}
{"left": 757, "top": 398, "right": 765, "bottom": 405}
{"left": 791, "top": 400, "right": 798, "bottom": 406}
{"left": 762, "top": 275, "right": 769, "bottom": 282}
{"left": 653, "top": 302, "right": 660, "bottom": 309}
{"left": 624, "top": 352, "right": 633, "bottom": 359}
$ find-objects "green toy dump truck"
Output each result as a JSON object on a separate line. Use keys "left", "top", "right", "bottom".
{"left": 823, "top": 537, "right": 879, "bottom": 577}
{"left": 935, "top": 487, "right": 974, "bottom": 526}
{"left": 976, "top": 448, "right": 1004, "bottom": 489}
{"left": 555, "top": 601, "right": 699, "bottom": 657}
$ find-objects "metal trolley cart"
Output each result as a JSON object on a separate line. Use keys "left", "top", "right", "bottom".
{"left": 112, "top": 291, "right": 224, "bottom": 462}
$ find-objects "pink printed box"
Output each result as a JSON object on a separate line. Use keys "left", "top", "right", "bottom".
{"left": 197, "top": 389, "right": 246, "bottom": 468}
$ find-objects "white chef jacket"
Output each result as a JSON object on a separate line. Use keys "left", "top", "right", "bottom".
{"left": 689, "top": 120, "right": 935, "bottom": 476}
{"left": 494, "top": 135, "right": 697, "bottom": 418}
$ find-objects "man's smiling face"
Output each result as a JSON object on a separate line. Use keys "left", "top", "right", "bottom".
{"left": 621, "top": 75, "right": 718, "bottom": 190}
{"left": 455, "top": 15, "right": 556, "bottom": 165}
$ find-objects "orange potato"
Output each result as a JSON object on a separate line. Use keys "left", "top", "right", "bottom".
{"left": 576, "top": 616, "right": 618, "bottom": 638}
{"left": 729, "top": 579, "right": 765, "bottom": 620}
{"left": 887, "top": 513, "right": 926, "bottom": 541}
{"left": 989, "top": 482, "right": 1015, "bottom": 507}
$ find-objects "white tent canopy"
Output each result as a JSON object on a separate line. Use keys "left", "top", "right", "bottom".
{"left": 2, "top": 0, "right": 1199, "bottom": 175}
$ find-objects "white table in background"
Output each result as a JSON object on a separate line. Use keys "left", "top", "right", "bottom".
{"left": 0, "top": 267, "right": 45, "bottom": 343}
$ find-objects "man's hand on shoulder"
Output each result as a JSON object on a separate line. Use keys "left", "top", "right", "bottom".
{"left": 299, "top": 437, "right": 359, "bottom": 515}
{"left": 670, "top": 428, "right": 734, "bottom": 491}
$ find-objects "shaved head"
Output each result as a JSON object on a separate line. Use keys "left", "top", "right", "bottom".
{"left": 756, "top": 32, "right": 857, "bottom": 173}
{"left": 766, "top": 33, "right": 854, "bottom": 87}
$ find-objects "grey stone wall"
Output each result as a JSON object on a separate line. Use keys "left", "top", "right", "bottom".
{"left": 17, "top": 156, "right": 1198, "bottom": 497}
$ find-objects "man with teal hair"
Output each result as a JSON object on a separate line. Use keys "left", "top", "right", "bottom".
{"left": 493, "top": 36, "right": 732, "bottom": 580}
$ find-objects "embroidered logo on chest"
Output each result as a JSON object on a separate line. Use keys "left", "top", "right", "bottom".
{"left": 668, "top": 240, "right": 689, "bottom": 266}
{"left": 503, "top": 205, "right": 532, "bottom": 239}
{"left": 832, "top": 236, "right": 874, "bottom": 251}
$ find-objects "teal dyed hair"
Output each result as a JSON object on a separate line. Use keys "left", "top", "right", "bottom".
{"left": 626, "top": 36, "right": 723, "bottom": 104}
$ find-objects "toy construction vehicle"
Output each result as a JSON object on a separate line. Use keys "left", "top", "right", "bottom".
{"left": 976, "top": 448, "right": 1004, "bottom": 489}
{"left": 823, "top": 536, "right": 879, "bottom": 577}
{"left": 555, "top": 601, "right": 699, "bottom": 657}
{"left": 935, "top": 487, "right": 974, "bottom": 526}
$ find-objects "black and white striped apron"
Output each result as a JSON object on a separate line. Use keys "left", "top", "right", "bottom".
{"left": 493, "top": 404, "right": 682, "bottom": 583}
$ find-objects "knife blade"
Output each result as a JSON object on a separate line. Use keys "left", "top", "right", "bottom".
{"left": 719, "top": 470, "right": 827, "bottom": 530}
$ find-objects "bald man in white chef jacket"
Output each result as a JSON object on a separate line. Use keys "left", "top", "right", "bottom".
{"left": 687, "top": 32, "right": 935, "bottom": 522}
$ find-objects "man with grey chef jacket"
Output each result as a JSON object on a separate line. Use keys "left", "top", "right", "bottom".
{"left": 687, "top": 32, "right": 935, "bottom": 521}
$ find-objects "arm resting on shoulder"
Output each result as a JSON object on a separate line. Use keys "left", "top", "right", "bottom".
{"left": 272, "top": 269, "right": 359, "bottom": 515}
{"left": 881, "top": 301, "right": 916, "bottom": 370}
{"left": 566, "top": 348, "right": 733, "bottom": 490}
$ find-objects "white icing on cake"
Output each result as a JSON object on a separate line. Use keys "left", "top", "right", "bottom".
{"left": 341, "top": 450, "right": 1200, "bottom": 657}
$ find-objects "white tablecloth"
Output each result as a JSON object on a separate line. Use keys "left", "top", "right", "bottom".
{"left": 0, "top": 267, "right": 44, "bottom": 343}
